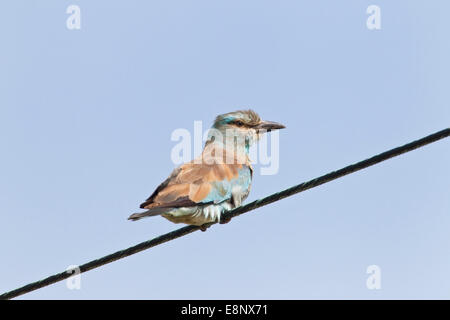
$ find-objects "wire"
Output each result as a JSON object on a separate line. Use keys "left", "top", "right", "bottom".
{"left": 1, "top": 128, "right": 449, "bottom": 300}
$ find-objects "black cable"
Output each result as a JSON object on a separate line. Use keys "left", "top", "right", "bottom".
{"left": 1, "top": 128, "right": 448, "bottom": 300}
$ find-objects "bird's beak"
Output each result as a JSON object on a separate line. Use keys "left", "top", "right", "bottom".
{"left": 256, "top": 120, "right": 286, "bottom": 132}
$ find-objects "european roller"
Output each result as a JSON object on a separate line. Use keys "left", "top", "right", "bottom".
{"left": 128, "top": 110, "right": 285, "bottom": 230}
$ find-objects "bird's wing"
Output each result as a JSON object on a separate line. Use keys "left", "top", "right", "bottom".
{"left": 140, "top": 161, "right": 252, "bottom": 210}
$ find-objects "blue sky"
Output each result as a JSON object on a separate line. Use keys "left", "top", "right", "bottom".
{"left": 0, "top": 1, "right": 449, "bottom": 299}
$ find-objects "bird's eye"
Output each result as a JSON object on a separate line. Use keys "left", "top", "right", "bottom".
{"left": 235, "top": 121, "right": 244, "bottom": 126}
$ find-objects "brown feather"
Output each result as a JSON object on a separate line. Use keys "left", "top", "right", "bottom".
{"left": 139, "top": 143, "right": 249, "bottom": 210}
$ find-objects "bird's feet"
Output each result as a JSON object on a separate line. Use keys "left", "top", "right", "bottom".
{"left": 199, "top": 215, "right": 232, "bottom": 231}
{"left": 219, "top": 214, "right": 232, "bottom": 225}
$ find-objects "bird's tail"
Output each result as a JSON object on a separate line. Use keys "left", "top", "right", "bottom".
{"left": 128, "top": 208, "right": 168, "bottom": 221}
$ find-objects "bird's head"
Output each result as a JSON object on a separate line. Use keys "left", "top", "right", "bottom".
{"left": 207, "top": 109, "right": 285, "bottom": 149}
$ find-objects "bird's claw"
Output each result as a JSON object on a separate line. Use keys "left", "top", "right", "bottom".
{"left": 199, "top": 215, "right": 231, "bottom": 231}
{"left": 219, "top": 215, "right": 232, "bottom": 225}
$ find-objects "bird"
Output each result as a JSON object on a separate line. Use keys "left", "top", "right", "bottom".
{"left": 128, "top": 109, "right": 285, "bottom": 230}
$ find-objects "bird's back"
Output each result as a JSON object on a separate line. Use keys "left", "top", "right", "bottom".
{"left": 129, "top": 143, "right": 253, "bottom": 225}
